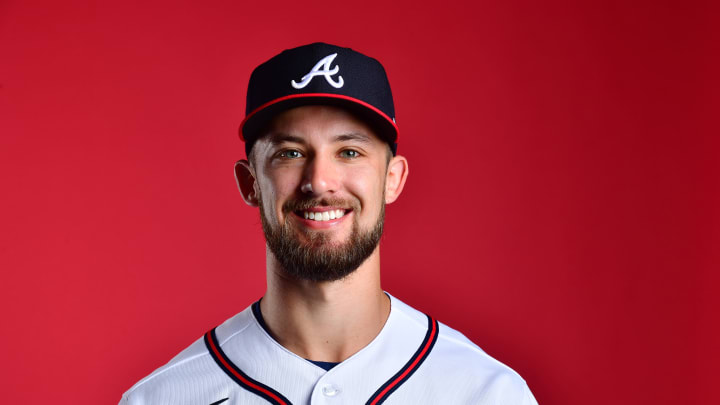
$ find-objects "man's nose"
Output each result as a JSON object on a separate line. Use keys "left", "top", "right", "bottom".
{"left": 300, "top": 154, "right": 339, "bottom": 196}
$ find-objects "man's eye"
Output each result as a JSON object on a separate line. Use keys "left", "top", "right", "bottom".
{"left": 279, "top": 150, "right": 303, "bottom": 159}
{"left": 340, "top": 150, "right": 360, "bottom": 159}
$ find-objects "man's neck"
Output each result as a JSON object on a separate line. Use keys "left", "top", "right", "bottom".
{"left": 259, "top": 248, "right": 390, "bottom": 363}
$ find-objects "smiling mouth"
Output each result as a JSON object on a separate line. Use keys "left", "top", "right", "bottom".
{"left": 294, "top": 209, "right": 351, "bottom": 222}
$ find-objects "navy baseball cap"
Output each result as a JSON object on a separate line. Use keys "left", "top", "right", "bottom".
{"left": 239, "top": 42, "right": 399, "bottom": 156}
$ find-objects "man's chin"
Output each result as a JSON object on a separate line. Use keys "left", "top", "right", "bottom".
{"left": 297, "top": 238, "right": 353, "bottom": 252}
{"left": 293, "top": 226, "right": 353, "bottom": 245}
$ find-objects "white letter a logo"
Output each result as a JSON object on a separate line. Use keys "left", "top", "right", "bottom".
{"left": 291, "top": 53, "right": 344, "bottom": 89}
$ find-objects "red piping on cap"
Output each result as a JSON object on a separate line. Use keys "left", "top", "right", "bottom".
{"left": 239, "top": 93, "right": 399, "bottom": 142}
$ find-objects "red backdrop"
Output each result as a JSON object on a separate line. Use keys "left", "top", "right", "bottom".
{"left": 1, "top": 1, "right": 717, "bottom": 403}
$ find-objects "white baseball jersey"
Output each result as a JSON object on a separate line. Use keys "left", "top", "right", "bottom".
{"left": 120, "top": 293, "right": 537, "bottom": 404}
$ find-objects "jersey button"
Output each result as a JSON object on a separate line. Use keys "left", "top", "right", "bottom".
{"left": 322, "top": 384, "right": 340, "bottom": 397}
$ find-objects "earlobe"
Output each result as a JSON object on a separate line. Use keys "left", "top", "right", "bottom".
{"left": 385, "top": 155, "right": 409, "bottom": 204}
{"left": 234, "top": 160, "right": 259, "bottom": 207}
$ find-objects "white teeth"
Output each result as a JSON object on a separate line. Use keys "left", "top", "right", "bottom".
{"left": 302, "top": 209, "right": 346, "bottom": 222}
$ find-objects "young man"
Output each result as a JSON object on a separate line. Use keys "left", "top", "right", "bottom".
{"left": 121, "top": 43, "right": 537, "bottom": 404}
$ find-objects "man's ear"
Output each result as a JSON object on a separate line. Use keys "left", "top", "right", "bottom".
{"left": 384, "top": 155, "right": 409, "bottom": 204}
{"left": 234, "top": 160, "right": 259, "bottom": 207}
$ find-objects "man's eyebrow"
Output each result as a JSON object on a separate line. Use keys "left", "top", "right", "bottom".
{"left": 333, "top": 132, "right": 373, "bottom": 144}
{"left": 267, "top": 132, "right": 306, "bottom": 146}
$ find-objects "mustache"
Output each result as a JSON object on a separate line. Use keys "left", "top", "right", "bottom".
{"left": 283, "top": 197, "right": 359, "bottom": 213}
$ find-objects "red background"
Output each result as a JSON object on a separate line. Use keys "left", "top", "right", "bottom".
{"left": 1, "top": 1, "right": 718, "bottom": 403}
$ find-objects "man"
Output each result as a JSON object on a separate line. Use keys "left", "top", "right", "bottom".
{"left": 121, "top": 42, "right": 537, "bottom": 404}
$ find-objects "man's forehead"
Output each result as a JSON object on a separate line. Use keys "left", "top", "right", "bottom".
{"left": 258, "top": 105, "right": 383, "bottom": 146}
{"left": 248, "top": 105, "right": 393, "bottom": 163}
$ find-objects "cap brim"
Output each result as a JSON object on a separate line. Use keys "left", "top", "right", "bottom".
{"left": 240, "top": 93, "right": 398, "bottom": 154}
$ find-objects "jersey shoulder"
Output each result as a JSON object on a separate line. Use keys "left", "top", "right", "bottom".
{"left": 119, "top": 308, "right": 254, "bottom": 404}
{"left": 389, "top": 295, "right": 537, "bottom": 404}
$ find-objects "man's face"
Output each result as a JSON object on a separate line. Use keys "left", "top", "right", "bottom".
{"left": 247, "top": 105, "right": 395, "bottom": 282}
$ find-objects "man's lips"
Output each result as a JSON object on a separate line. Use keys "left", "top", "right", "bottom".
{"left": 292, "top": 207, "right": 353, "bottom": 226}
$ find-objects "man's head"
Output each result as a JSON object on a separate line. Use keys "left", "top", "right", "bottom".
{"left": 234, "top": 43, "right": 407, "bottom": 282}
{"left": 236, "top": 105, "right": 406, "bottom": 281}
{"left": 239, "top": 42, "right": 399, "bottom": 158}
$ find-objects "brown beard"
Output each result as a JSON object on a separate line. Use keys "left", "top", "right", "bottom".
{"left": 258, "top": 195, "right": 385, "bottom": 282}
